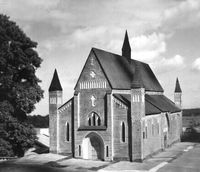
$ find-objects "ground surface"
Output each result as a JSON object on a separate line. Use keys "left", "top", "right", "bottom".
{"left": 0, "top": 142, "right": 200, "bottom": 172}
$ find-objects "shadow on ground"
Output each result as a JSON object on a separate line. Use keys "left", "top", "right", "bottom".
{"left": 0, "top": 162, "right": 66, "bottom": 172}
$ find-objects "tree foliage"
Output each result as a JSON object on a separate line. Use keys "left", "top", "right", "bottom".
{"left": 0, "top": 14, "right": 43, "bottom": 120}
{"left": 0, "top": 14, "right": 43, "bottom": 157}
{"left": 0, "top": 113, "right": 37, "bottom": 157}
{"left": 26, "top": 115, "right": 49, "bottom": 128}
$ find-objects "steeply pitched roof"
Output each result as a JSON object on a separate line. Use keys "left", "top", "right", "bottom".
{"left": 175, "top": 78, "right": 182, "bottom": 93}
{"left": 49, "top": 69, "right": 63, "bottom": 91}
{"left": 92, "top": 48, "right": 164, "bottom": 92}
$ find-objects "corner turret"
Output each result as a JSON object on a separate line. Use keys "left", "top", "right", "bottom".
{"left": 49, "top": 69, "right": 63, "bottom": 153}
{"left": 174, "top": 78, "right": 182, "bottom": 108}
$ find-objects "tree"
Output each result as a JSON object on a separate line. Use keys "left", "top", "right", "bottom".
{"left": 0, "top": 14, "right": 43, "bottom": 157}
{"left": 0, "top": 113, "right": 37, "bottom": 157}
{"left": 0, "top": 14, "right": 43, "bottom": 120}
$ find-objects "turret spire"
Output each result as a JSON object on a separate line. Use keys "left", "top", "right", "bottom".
{"left": 49, "top": 69, "right": 63, "bottom": 92}
{"left": 175, "top": 78, "right": 182, "bottom": 93}
{"left": 122, "top": 30, "right": 131, "bottom": 59}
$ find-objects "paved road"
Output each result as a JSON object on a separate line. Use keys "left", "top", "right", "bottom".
{"left": 158, "top": 143, "right": 200, "bottom": 172}
{"left": 1, "top": 142, "right": 200, "bottom": 172}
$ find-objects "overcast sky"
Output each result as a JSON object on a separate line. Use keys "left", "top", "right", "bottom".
{"left": 1, "top": 0, "right": 200, "bottom": 115}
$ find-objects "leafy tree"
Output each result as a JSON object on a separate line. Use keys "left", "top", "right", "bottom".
{"left": 0, "top": 113, "right": 37, "bottom": 157}
{"left": 0, "top": 14, "right": 43, "bottom": 120}
{"left": 0, "top": 14, "right": 43, "bottom": 157}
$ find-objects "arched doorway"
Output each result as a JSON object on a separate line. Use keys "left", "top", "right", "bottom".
{"left": 82, "top": 132, "right": 104, "bottom": 160}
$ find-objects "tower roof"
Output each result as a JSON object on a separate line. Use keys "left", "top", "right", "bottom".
{"left": 122, "top": 30, "right": 131, "bottom": 58}
{"left": 175, "top": 78, "right": 182, "bottom": 93}
{"left": 49, "top": 69, "right": 63, "bottom": 92}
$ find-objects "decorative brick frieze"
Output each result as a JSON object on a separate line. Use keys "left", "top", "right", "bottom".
{"left": 79, "top": 80, "right": 107, "bottom": 89}
{"left": 113, "top": 97, "right": 128, "bottom": 109}
{"left": 58, "top": 101, "right": 72, "bottom": 113}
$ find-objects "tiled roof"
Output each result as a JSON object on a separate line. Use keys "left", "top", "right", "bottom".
{"left": 113, "top": 94, "right": 161, "bottom": 115}
{"left": 145, "top": 100, "right": 162, "bottom": 115}
{"left": 145, "top": 94, "right": 180, "bottom": 113}
{"left": 92, "top": 48, "right": 164, "bottom": 92}
{"left": 175, "top": 78, "right": 182, "bottom": 93}
{"left": 114, "top": 93, "right": 180, "bottom": 115}
{"left": 49, "top": 69, "right": 63, "bottom": 91}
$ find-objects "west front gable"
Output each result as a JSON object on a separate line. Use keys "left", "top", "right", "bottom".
{"left": 74, "top": 49, "right": 111, "bottom": 128}
{"left": 74, "top": 49, "right": 111, "bottom": 92}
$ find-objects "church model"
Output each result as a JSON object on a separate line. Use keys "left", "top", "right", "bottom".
{"left": 49, "top": 31, "right": 182, "bottom": 162}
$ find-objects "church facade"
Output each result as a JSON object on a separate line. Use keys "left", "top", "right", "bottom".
{"left": 49, "top": 32, "right": 182, "bottom": 162}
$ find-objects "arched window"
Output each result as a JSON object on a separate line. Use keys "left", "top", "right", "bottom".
{"left": 88, "top": 118, "right": 91, "bottom": 126}
{"left": 88, "top": 112, "right": 101, "bottom": 126}
{"left": 97, "top": 117, "right": 101, "bottom": 126}
{"left": 93, "top": 114, "right": 96, "bottom": 126}
{"left": 122, "top": 122, "right": 125, "bottom": 142}
{"left": 106, "top": 146, "right": 109, "bottom": 157}
{"left": 65, "top": 122, "right": 69, "bottom": 141}
{"left": 165, "top": 113, "right": 170, "bottom": 132}
{"left": 79, "top": 145, "right": 81, "bottom": 156}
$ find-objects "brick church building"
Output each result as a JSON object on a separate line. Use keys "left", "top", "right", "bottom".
{"left": 49, "top": 31, "right": 182, "bottom": 162}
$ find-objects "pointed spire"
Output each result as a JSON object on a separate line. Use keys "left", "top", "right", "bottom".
{"left": 175, "top": 78, "right": 182, "bottom": 93}
{"left": 131, "top": 61, "right": 143, "bottom": 88}
{"left": 122, "top": 30, "right": 131, "bottom": 59}
{"left": 49, "top": 69, "right": 63, "bottom": 92}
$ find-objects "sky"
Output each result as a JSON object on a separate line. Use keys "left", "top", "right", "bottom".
{"left": 1, "top": 0, "right": 200, "bottom": 115}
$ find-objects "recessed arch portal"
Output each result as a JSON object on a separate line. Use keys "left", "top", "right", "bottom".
{"left": 82, "top": 132, "right": 104, "bottom": 160}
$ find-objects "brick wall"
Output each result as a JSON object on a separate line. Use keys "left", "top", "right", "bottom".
{"left": 113, "top": 97, "right": 129, "bottom": 160}
{"left": 167, "top": 112, "right": 182, "bottom": 145}
{"left": 131, "top": 88, "right": 145, "bottom": 161}
{"left": 142, "top": 114, "right": 162, "bottom": 158}
{"left": 57, "top": 100, "right": 73, "bottom": 155}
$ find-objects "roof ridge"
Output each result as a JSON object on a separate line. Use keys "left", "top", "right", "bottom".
{"left": 92, "top": 47, "right": 148, "bottom": 65}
